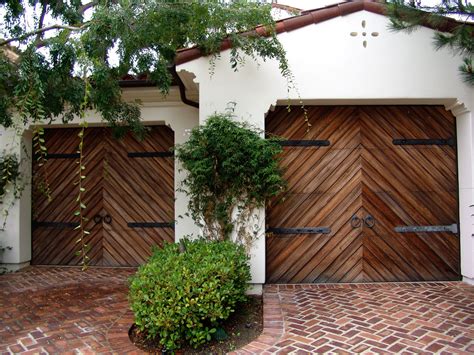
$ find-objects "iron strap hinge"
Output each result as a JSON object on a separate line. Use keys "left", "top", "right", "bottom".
{"left": 266, "top": 227, "right": 331, "bottom": 235}
{"left": 127, "top": 222, "right": 175, "bottom": 229}
{"left": 33, "top": 221, "right": 80, "bottom": 229}
{"left": 278, "top": 140, "right": 330, "bottom": 147}
{"left": 394, "top": 224, "right": 458, "bottom": 234}
{"left": 127, "top": 152, "right": 173, "bottom": 158}
{"left": 392, "top": 138, "right": 455, "bottom": 146}
{"left": 46, "top": 153, "right": 80, "bottom": 159}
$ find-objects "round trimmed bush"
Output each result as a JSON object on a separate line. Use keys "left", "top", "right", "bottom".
{"left": 129, "top": 239, "right": 251, "bottom": 351}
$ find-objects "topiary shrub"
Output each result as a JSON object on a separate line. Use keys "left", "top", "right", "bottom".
{"left": 129, "top": 239, "right": 251, "bottom": 351}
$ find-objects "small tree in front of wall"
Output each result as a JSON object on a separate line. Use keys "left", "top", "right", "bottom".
{"left": 175, "top": 110, "right": 286, "bottom": 248}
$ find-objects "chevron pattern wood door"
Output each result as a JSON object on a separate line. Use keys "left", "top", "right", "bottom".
{"left": 102, "top": 127, "right": 175, "bottom": 266}
{"left": 265, "top": 106, "right": 460, "bottom": 283}
{"left": 32, "top": 126, "right": 174, "bottom": 266}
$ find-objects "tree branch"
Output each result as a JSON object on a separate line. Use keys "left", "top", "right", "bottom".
{"left": 0, "top": 24, "right": 88, "bottom": 47}
{"left": 35, "top": 2, "right": 48, "bottom": 43}
{"left": 79, "top": 1, "right": 98, "bottom": 15}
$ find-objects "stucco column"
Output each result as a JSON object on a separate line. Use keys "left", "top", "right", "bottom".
{"left": 196, "top": 102, "right": 271, "bottom": 289}
{"left": 0, "top": 128, "right": 32, "bottom": 271}
{"left": 452, "top": 103, "right": 474, "bottom": 284}
{"left": 166, "top": 115, "right": 200, "bottom": 242}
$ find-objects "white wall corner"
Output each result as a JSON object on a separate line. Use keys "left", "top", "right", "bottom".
{"left": 463, "top": 275, "right": 474, "bottom": 285}
{"left": 246, "top": 283, "right": 263, "bottom": 296}
{"left": 454, "top": 106, "right": 474, "bottom": 281}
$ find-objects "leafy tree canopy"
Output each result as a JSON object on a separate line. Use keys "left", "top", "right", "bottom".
{"left": 387, "top": 0, "right": 474, "bottom": 85}
{"left": 0, "top": 0, "right": 288, "bottom": 135}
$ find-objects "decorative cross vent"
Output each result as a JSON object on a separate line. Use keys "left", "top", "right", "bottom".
{"left": 350, "top": 20, "right": 379, "bottom": 48}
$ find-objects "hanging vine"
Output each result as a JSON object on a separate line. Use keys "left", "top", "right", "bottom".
{"left": 32, "top": 127, "right": 51, "bottom": 202}
{"left": 73, "top": 77, "right": 91, "bottom": 270}
{"left": 0, "top": 152, "right": 22, "bottom": 231}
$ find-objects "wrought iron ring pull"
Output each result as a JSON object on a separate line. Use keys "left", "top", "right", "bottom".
{"left": 364, "top": 215, "right": 375, "bottom": 228}
{"left": 104, "top": 215, "right": 112, "bottom": 224}
{"left": 93, "top": 214, "right": 103, "bottom": 224}
{"left": 351, "top": 215, "right": 362, "bottom": 228}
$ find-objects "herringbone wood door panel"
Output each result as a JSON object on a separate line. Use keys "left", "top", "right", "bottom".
{"left": 32, "top": 128, "right": 106, "bottom": 265}
{"left": 266, "top": 106, "right": 459, "bottom": 283}
{"left": 32, "top": 126, "right": 174, "bottom": 266}
{"left": 102, "top": 127, "right": 174, "bottom": 266}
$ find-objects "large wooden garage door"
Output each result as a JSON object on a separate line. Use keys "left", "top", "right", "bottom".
{"left": 32, "top": 126, "right": 174, "bottom": 266}
{"left": 266, "top": 106, "right": 460, "bottom": 283}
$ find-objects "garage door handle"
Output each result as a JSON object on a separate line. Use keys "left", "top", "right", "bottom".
{"left": 351, "top": 215, "right": 362, "bottom": 228}
{"left": 364, "top": 215, "right": 375, "bottom": 228}
{"left": 104, "top": 215, "right": 112, "bottom": 224}
{"left": 93, "top": 215, "right": 103, "bottom": 224}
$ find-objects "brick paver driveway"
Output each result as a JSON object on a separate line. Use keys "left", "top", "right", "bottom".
{"left": 1, "top": 267, "right": 474, "bottom": 354}
{"left": 239, "top": 283, "right": 474, "bottom": 354}
{"left": 0, "top": 266, "right": 138, "bottom": 354}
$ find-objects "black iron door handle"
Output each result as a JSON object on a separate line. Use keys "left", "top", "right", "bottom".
{"left": 103, "top": 215, "right": 112, "bottom": 224}
{"left": 364, "top": 215, "right": 375, "bottom": 228}
{"left": 351, "top": 215, "right": 362, "bottom": 228}
{"left": 93, "top": 214, "right": 103, "bottom": 224}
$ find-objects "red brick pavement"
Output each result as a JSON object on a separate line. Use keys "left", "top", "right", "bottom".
{"left": 0, "top": 266, "right": 140, "bottom": 354}
{"left": 235, "top": 282, "right": 474, "bottom": 354}
{"left": 2, "top": 267, "right": 474, "bottom": 354}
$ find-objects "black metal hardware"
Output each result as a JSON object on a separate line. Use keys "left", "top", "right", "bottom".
{"left": 351, "top": 215, "right": 362, "bottom": 228}
{"left": 103, "top": 215, "right": 112, "bottom": 224}
{"left": 394, "top": 224, "right": 458, "bottom": 234}
{"left": 93, "top": 215, "right": 103, "bottom": 224}
{"left": 47, "top": 153, "right": 80, "bottom": 159}
{"left": 278, "top": 140, "right": 330, "bottom": 147}
{"left": 127, "top": 222, "right": 175, "bottom": 229}
{"left": 392, "top": 138, "right": 455, "bottom": 146}
{"left": 364, "top": 215, "right": 375, "bottom": 228}
{"left": 128, "top": 152, "right": 173, "bottom": 158}
{"left": 266, "top": 227, "right": 330, "bottom": 235}
{"left": 33, "top": 221, "right": 79, "bottom": 229}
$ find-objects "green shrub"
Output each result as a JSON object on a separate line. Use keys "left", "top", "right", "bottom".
{"left": 129, "top": 239, "right": 251, "bottom": 351}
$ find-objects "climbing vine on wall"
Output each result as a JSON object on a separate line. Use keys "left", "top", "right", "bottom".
{"left": 0, "top": 150, "right": 27, "bottom": 232}
{"left": 175, "top": 110, "right": 286, "bottom": 249}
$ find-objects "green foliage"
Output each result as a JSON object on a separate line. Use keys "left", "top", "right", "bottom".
{"left": 0, "top": 151, "right": 25, "bottom": 232}
{"left": 175, "top": 111, "right": 286, "bottom": 243}
{"left": 129, "top": 239, "right": 251, "bottom": 351}
{"left": 387, "top": 0, "right": 474, "bottom": 85}
{"left": 0, "top": 0, "right": 289, "bottom": 134}
{"left": 0, "top": 152, "right": 19, "bottom": 200}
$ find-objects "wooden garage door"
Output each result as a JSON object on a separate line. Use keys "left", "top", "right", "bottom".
{"left": 32, "top": 126, "right": 174, "bottom": 266}
{"left": 266, "top": 106, "right": 460, "bottom": 283}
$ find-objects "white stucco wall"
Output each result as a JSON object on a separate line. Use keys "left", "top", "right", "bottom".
{"left": 178, "top": 10, "right": 474, "bottom": 284}
{"left": 0, "top": 89, "right": 200, "bottom": 270}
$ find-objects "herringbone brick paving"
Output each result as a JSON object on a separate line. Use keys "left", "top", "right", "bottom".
{"left": 0, "top": 266, "right": 140, "bottom": 354}
{"left": 236, "top": 283, "right": 474, "bottom": 354}
{"left": 1, "top": 267, "right": 474, "bottom": 354}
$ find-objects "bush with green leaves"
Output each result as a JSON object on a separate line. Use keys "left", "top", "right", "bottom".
{"left": 175, "top": 111, "right": 286, "bottom": 245}
{"left": 129, "top": 239, "right": 251, "bottom": 351}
